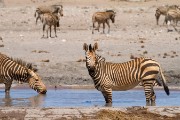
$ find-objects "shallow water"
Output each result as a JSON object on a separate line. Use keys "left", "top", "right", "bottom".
{"left": 0, "top": 88, "right": 179, "bottom": 107}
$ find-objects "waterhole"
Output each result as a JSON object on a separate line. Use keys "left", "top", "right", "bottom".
{"left": 0, "top": 88, "right": 179, "bottom": 107}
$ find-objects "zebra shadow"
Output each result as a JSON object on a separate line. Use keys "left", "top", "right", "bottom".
{"left": 0, "top": 92, "right": 46, "bottom": 107}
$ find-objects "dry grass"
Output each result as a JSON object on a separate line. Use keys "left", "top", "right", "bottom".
{"left": 92, "top": 107, "right": 178, "bottom": 120}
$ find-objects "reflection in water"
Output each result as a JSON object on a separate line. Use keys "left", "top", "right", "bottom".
{"left": 0, "top": 91, "right": 46, "bottom": 107}
{"left": 3, "top": 93, "right": 12, "bottom": 107}
{"left": 29, "top": 94, "right": 46, "bottom": 107}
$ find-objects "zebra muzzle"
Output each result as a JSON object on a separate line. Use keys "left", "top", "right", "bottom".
{"left": 39, "top": 89, "right": 47, "bottom": 94}
{"left": 36, "top": 87, "right": 47, "bottom": 94}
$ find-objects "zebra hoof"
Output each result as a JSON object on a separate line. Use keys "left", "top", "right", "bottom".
{"left": 105, "top": 103, "right": 112, "bottom": 107}
{"left": 146, "top": 102, "right": 151, "bottom": 106}
{"left": 151, "top": 101, "right": 156, "bottom": 106}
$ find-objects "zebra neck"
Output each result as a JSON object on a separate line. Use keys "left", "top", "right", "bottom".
{"left": 96, "top": 54, "right": 105, "bottom": 62}
{"left": 11, "top": 67, "right": 29, "bottom": 82}
{"left": 88, "top": 62, "right": 104, "bottom": 78}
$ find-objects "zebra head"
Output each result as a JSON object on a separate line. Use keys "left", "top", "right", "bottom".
{"left": 28, "top": 70, "right": 47, "bottom": 94}
{"left": 83, "top": 42, "right": 98, "bottom": 71}
{"left": 59, "top": 5, "right": 63, "bottom": 16}
{"left": 106, "top": 10, "right": 116, "bottom": 23}
{"left": 55, "top": 5, "right": 63, "bottom": 17}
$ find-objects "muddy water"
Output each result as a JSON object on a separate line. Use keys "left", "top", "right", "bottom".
{"left": 0, "top": 88, "right": 179, "bottom": 107}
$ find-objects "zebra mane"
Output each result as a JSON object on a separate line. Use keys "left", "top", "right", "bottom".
{"left": 9, "top": 57, "right": 37, "bottom": 71}
{"left": 96, "top": 54, "right": 105, "bottom": 62}
{"left": 106, "top": 10, "right": 115, "bottom": 13}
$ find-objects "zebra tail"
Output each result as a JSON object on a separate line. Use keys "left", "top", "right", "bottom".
{"left": 159, "top": 66, "right": 170, "bottom": 95}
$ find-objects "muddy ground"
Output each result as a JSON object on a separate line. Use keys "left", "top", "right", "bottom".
{"left": 0, "top": 0, "right": 180, "bottom": 119}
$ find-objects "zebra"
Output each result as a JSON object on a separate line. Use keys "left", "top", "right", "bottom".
{"left": 41, "top": 12, "right": 59, "bottom": 38}
{"left": 166, "top": 9, "right": 180, "bottom": 32}
{"left": 34, "top": 5, "right": 63, "bottom": 24}
{"left": 0, "top": 53, "right": 47, "bottom": 94}
{"left": 83, "top": 43, "right": 169, "bottom": 107}
{"left": 155, "top": 5, "right": 179, "bottom": 25}
{"left": 92, "top": 10, "right": 116, "bottom": 34}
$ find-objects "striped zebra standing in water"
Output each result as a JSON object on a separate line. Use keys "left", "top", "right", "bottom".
{"left": 83, "top": 43, "right": 169, "bottom": 106}
{"left": 0, "top": 53, "right": 47, "bottom": 94}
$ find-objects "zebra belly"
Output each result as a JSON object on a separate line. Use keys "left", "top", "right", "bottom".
{"left": 112, "top": 81, "right": 140, "bottom": 91}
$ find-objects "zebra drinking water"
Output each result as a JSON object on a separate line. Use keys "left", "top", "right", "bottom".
{"left": 0, "top": 53, "right": 47, "bottom": 94}
{"left": 83, "top": 43, "right": 169, "bottom": 107}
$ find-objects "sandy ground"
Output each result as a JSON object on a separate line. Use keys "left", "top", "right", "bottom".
{"left": 0, "top": 0, "right": 180, "bottom": 119}
{"left": 0, "top": 0, "right": 180, "bottom": 87}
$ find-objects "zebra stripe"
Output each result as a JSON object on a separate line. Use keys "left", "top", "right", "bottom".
{"left": 83, "top": 43, "right": 169, "bottom": 107}
{"left": 0, "top": 53, "right": 47, "bottom": 94}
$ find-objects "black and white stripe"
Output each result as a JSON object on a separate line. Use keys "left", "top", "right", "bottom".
{"left": 83, "top": 43, "right": 169, "bottom": 106}
{"left": 0, "top": 53, "right": 47, "bottom": 94}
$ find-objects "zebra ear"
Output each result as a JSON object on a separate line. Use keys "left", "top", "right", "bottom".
{"left": 33, "top": 68, "right": 38, "bottom": 72}
{"left": 93, "top": 42, "right": 98, "bottom": 51}
{"left": 83, "top": 43, "right": 88, "bottom": 51}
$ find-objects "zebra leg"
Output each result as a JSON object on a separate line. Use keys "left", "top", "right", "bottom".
{"left": 106, "top": 20, "right": 110, "bottom": 34}
{"left": 143, "top": 81, "right": 156, "bottom": 106}
{"left": 144, "top": 88, "right": 151, "bottom": 106}
{"left": 36, "top": 16, "right": 39, "bottom": 24}
{"left": 101, "top": 89, "right": 112, "bottom": 107}
{"left": 42, "top": 24, "right": 45, "bottom": 38}
{"left": 97, "top": 23, "right": 100, "bottom": 32}
{"left": 167, "top": 20, "right": 172, "bottom": 32}
{"left": 54, "top": 26, "right": 57, "bottom": 37}
{"left": 4, "top": 81, "right": 12, "bottom": 93}
{"left": 172, "top": 24, "right": 179, "bottom": 33}
{"left": 151, "top": 90, "right": 156, "bottom": 106}
{"left": 163, "top": 17, "right": 167, "bottom": 25}
{"left": 46, "top": 26, "right": 49, "bottom": 38}
{"left": 50, "top": 26, "right": 52, "bottom": 38}
{"left": 155, "top": 14, "right": 160, "bottom": 25}
{"left": 103, "top": 23, "right": 105, "bottom": 34}
{"left": 92, "top": 22, "right": 95, "bottom": 34}
{"left": 176, "top": 20, "right": 178, "bottom": 26}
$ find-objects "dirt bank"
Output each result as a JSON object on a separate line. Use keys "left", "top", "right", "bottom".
{"left": 0, "top": 106, "right": 180, "bottom": 120}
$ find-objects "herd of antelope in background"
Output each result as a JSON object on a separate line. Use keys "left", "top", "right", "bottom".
{"left": 34, "top": 4, "right": 180, "bottom": 38}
